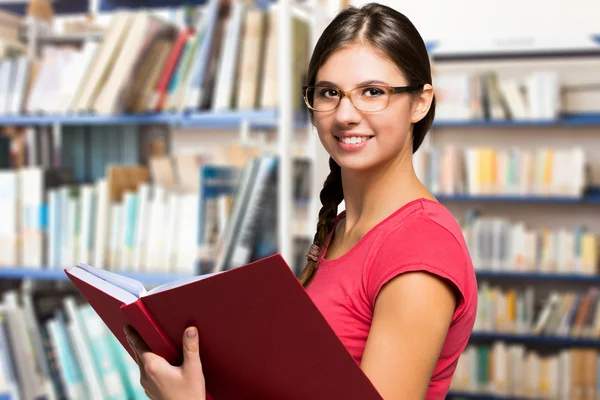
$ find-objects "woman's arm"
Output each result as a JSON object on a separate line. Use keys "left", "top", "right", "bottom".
{"left": 360, "top": 271, "right": 458, "bottom": 400}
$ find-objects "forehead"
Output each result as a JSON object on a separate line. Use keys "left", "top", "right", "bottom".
{"left": 316, "top": 43, "right": 406, "bottom": 86}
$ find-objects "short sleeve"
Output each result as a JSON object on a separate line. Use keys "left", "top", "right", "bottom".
{"left": 365, "top": 215, "right": 472, "bottom": 318}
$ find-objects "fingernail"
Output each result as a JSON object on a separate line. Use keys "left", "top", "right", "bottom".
{"left": 187, "top": 328, "right": 197, "bottom": 339}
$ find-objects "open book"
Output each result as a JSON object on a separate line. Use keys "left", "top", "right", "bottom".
{"left": 65, "top": 254, "right": 382, "bottom": 400}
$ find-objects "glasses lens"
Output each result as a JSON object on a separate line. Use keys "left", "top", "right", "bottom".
{"left": 351, "top": 86, "right": 390, "bottom": 112}
{"left": 306, "top": 86, "right": 339, "bottom": 111}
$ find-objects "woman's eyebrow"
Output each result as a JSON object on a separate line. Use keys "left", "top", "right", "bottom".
{"left": 313, "top": 79, "right": 390, "bottom": 87}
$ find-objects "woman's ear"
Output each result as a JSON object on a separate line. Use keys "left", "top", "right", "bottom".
{"left": 410, "top": 83, "right": 434, "bottom": 124}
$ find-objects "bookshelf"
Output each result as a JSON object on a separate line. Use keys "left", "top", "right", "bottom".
{"left": 446, "top": 391, "right": 534, "bottom": 400}
{"left": 475, "top": 270, "right": 600, "bottom": 284}
{"left": 0, "top": 266, "right": 191, "bottom": 284}
{"left": 469, "top": 332, "right": 600, "bottom": 349}
{"left": 426, "top": 35, "right": 600, "bottom": 399}
{"left": 433, "top": 112, "right": 600, "bottom": 128}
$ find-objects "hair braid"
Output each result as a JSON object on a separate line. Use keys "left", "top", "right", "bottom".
{"left": 299, "top": 157, "right": 344, "bottom": 287}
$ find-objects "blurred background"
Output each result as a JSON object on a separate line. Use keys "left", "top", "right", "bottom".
{"left": 0, "top": 0, "right": 598, "bottom": 398}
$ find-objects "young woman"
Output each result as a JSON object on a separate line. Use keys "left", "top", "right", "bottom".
{"left": 125, "top": 3, "right": 478, "bottom": 399}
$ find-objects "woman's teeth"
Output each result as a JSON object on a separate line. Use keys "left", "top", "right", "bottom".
{"left": 338, "top": 136, "right": 370, "bottom": 144}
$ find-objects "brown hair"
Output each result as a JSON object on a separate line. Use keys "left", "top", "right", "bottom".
{"left": 298, "top": 3, "right": 436, "bottom": 287}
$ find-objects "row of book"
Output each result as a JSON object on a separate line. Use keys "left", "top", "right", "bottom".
{"left": 475, "top": 285, "right": 600, "bottom": 338}
{"left": 0, "top": 0, "right": 309, "bottom": 116}
{"left": 0, "top": 290, "right": 146, "bottom": 400}
{"left": 461, "top": 213, "right": 599, "bottom": 274}
{"left": 434, "top": 70, "right": 561, "bottom": 121}
{"left": 450, "top": 343, "right": 598, "bottom": 399}
{"left": 414, "top": 145, "right": 588, "bottom": 197}
{"left": 0, "top": 153, "right": 311, "bottom": 274}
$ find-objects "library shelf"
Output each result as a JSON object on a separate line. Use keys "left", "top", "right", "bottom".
{"left": 433, "top": 113, "right": 600, "bottom": 128}
{"left": 0, "top": 109, "right": 309, "bottom": 129}
{"left": 446, "top": 391, "right": 534, "bottom": 400}
{"left": 435, "top": 191, "right": 600, "bottom": 204}
{"left": 469, "top": 332, "right": 600, "bottom": 348}
{"left": 0, "top": 113, "right": 178, "bottom": 126}
{"left": 0, "top": 0, "right": 88, "bottom": 15}
{"left": 100, "top": 0, "right": 206, "bottom": 11}
{"left": 475, "top": 270, "right": 600, "bottom": 284}
{"left": 0, "top": 267, "right": 192, "bottom": 285}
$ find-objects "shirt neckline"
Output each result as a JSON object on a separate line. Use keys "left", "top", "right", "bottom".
{"left": 318, "top": 197, "right": 438, "bottom": 266}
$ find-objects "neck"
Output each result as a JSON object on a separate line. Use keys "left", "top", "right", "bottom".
{"left": 339, "top": 147, "right": 432, "bottom": 236}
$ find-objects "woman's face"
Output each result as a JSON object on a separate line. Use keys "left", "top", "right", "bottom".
{"left": 312, "top": 43, "right": 429, "bottom": 173}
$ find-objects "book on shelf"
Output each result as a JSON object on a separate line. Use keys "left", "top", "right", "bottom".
{"left": 64, "top": 254, "right": 383, "bottom": 400}
{"left": 0, "top": 148, "right": 312, "bottom": 274}
{"left": 0, "top": 289, "right": 148, "bottom": 400}
{"left": 475, "top": 285, "right": 600, "bottom": 339}
{"left": 460, "top": 213, "right": 599, "bottom": 275}
{"left": 450, "top": 343, "right": 599, "bottom": 399}
{"left": 0, "top": 0, "right": 310, "bottom": 116}
{"left": 432, "top": 44, "right": 600, "bottom": 120}
{"left": 413, "top": 145, "right": 589, "bottom": 198}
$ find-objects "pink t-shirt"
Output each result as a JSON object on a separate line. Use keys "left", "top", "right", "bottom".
{"left": 306, "top": 198, "right": 477, "bottom": 400}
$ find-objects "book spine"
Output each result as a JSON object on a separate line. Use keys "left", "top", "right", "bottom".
{"left": 120, "top": 299, "right": 180, "bottom": 365}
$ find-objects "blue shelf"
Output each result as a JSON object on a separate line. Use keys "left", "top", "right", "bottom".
{"left": 433, "top": 113, "right": 600, "bottom": 128}
{"left": 0, "top": 113, "right": 178, "bottom": 126}
{"left": 100, "top": 0, "right": 206, "bottom": 11}
{"left": 435, "top": 191, "right": 600, "bottom": 204}
{"left": 476, "top": 270, "right": 600, "bottom": 284}
{"left": 0, "top": 267, "right": 192, "bottom": 285}
{"left": 0, "top": 109, "right": 309, "bottom": 129}
{"left": 0, "top": 0, "right": 89, "bottom": 15}
{"left": 447, "top": 391, "right": 533, "bottom": 400}
{"left": 469, "top": 332, "right": 600, "bottom": 348}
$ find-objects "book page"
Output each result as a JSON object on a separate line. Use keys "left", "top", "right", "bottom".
{"left": 75, "top": 263, "right": 147, "bottom": 298}
{"left": 67, "top": 267, "right": 139, "bottom": 305}
{"left": 145, "top": 271, "right": 223, "bottom": 296}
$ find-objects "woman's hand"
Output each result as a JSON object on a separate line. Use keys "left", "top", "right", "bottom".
{"left": 124, "top": 325, "right": 206, "bottom": 400}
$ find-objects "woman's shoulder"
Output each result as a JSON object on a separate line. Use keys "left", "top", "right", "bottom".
{"left": 364, "top": 198, "right": 477, "bottom": 310}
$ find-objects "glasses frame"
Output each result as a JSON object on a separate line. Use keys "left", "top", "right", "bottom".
{"left": 302, "top": 84, "right": 425, "bottom": 113}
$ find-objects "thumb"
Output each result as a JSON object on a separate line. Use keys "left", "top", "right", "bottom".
{"left": 182, "top": 327, "right": 202, "bottom": 374}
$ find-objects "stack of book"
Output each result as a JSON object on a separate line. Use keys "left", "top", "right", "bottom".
{"left": 461, "top": 214, "right": 599, "bottom": 274}
{"left": 414, "top": 145, "right": 588, "bottom": 197}
{"left": 0, "top": 0, "right": 310, "bottom": 116}
{"left": 450, "top": 343, "right": 598, "bottom": 399}
{"left": 475, "top": 284, "right": 600, "bottom": 337}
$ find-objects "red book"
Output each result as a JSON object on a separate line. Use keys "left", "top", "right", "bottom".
{"left": 65, "top": 253, "right": 382, "bottom": 400}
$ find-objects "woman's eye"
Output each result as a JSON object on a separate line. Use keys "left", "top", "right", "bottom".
{"left": 318, "top": 88, "right": 339, "bottom": 98}
{"left": 362, "top": 87, "right": 385, "bottom": 97}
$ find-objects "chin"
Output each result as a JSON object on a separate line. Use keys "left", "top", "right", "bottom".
{"left": 332, "top": 153, "right": 383, "bottom": 173}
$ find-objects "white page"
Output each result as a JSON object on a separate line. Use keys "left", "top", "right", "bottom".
{"left": 74, "top": 263, "right": 147, "bottom": 298}
{"left": 67, "top": 267, "right": 139, "bottom": 305}
{"left": 145, "top": 271, "right": 224, "bottom": 296}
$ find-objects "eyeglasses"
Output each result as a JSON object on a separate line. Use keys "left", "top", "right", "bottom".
{"left": 302, "top": 84, "right": 424, "bottom": 112}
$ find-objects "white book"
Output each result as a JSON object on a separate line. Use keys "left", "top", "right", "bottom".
{"left": 78, "top": 185, "right": 96, "bottom": 266}
{"left": 108, "top": 203, "right": 124, "bottom": 271}
{"left": 58, "top": 43, "right": 99, "bottom": 114}
{"left": 93, "top": 179, "right": 110, "bottom": 269}
{"left": 9, "top": 56, "right": 29, "bottom": 115}
{"left": 145, "top": 187, "right": 167, "bottom": 272}
{"left": 175, "top": 193, "right": 199, "bottom": 275}
{"left": 63, "top": 297, "right": 105, "bottom": 399}
{"left": 212, "top": 1, "right": 246, "bottom": 111}
{"left": 132, "top": 184, "right": 151, "bottom": 272}
{"left": 19, "top": 168, "right": 44, "bottom": 268}
{"left": 119, "top": 192, "right": 138, "bottom": 272}
{"left": 162, "top": 192, "right": 181, "bottom": 272}
{"left": 0, "top": 172, "right": 18, "bottom": 266}
{"left": 47, "top": 189, "right": 61, "bottom": 269}
{"left": 0, "top": 59, "right": 11, "bottom": 114}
